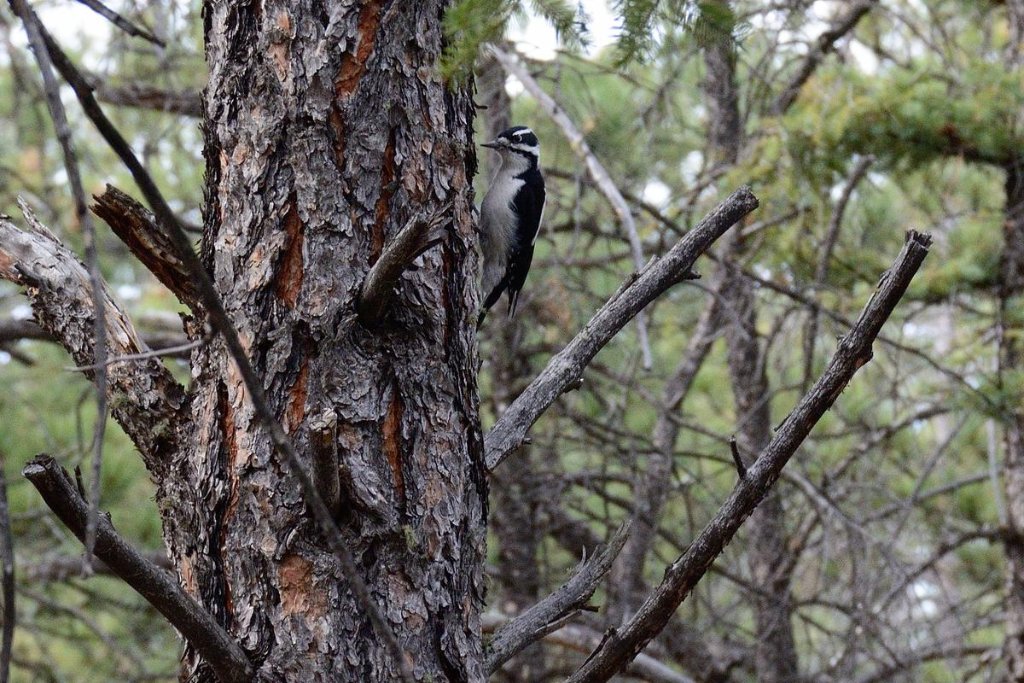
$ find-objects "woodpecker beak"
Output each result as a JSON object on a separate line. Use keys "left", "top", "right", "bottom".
{"left": 481, "top": 140, "right": 502, "bottom": 149}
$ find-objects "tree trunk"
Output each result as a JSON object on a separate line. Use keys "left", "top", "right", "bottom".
{"left": 702, "top": 8, "right": 801, "bottom": 681}
{"left": 1002, "top": 161, "right": 1024, "bottom": 682}
{"left": 163, "top": 2, "right": 487, "bottom": 679}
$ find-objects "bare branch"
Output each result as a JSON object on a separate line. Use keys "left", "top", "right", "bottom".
{"left": 802, "top": 155, "right": 875, "bottom": 391}
{"left": 772, "top": 0, "right": 879, "bottom": 115}
{"left": 0, "top": 210, "right": 186, "bottom": 478}
{"left": 66, "top": 337, "right": 204, "bottom": 372}
{"left": 489, "top": 45, "right": 654, "bottom": 369}
{"left": 566, "top": 231, "right": 933, "bottom": 682}
{"left": 23, "top": 551, "right": 172, "bottom": 583}
{"left": 0, "top": 456, "right": 14, "bottom": 683}
{"left": 357, "top": 208, "right": 449, "bottom": 326}
{"left": 94, "top": 84, "right": 202, "bottom": 117}
{"left": 10, "top": 0, "right": 111, "bottom": 567}
{"left": 486, "top": 620, "right": 694, "bottom": 683}
{"left": 91, "top": 185, "right": 201, "bottom": 311}
{"left": 815, "top": 156, "right": 875, "bottom": 285}
{"left": 22, "top": 455, "right": 254, "bottom": 683}
{"left": 487, "top": 523, "right": 630, "bottom": 673}
{"left": 0, "top": 319, "right": 48, "bottom": 344}
{"left": 728, "top": 436, "right": 746, "bottom": 479}
{"left": 73, "top": 0, "right": 164, "bottom": 47}
{"left": 485, "top": 187, "right": 759, "bottom": 471}
{"left": 0, "top": 317, "right": 191, "bottom": 359}
{"left": 309, "top": 409, "right": 341, "bottom": 520}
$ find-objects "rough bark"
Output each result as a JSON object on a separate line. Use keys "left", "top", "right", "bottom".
{"left": 0, "top": 206, "right": 186, "bottom": 479}
{"left": 160, "top": 2, "right": 487, "bottom": 680}
{"left": 1001, "top": 161, "right": 1024, "bottom": 682}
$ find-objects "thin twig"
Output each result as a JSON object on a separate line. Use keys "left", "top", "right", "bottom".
{"left": 0, "top": 451, "right": 14, "bottom": 683}
{"left": 95, "top": 83, "right": 201, "bottom": 117}
{"left": 73, "top": 0, "right": 164, "bottom": 47}
{"left": 772, "top": 0, "right": 878, "bottom": 115}
{"left": 489, "top": 45, "right": 654, "bottom": 369}
{"left": 65, "top": 338, "right": 204, "bottom": 372}
{"left": 0, "top": 317, "right": 190, "bottom": 357}
{"left": 29, "top": 17, "right": 412, "bottom": 679}
{"left": 566, "top": 231, "right": 932, "bottom": 682}
{"left": 10, "top": 0, "right": 108, "bottom": 570}
{"left": 802, "top": 154, "right": 874, "bottom": 392}
{"left": 728, "top": 436, "right": 746, "bottom": 479}
{"left": 23, "top": 551, "right": 172, "bottom": 583}
{"left": 23, "top": 455, "right": 254, "bottom": 683}
{"left": 485, "top": 187, "right": 759, "bottom": 471}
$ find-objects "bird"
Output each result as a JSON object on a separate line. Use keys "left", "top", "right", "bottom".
{"left": 477, "top": 125, "right": 546, "bottom": 327}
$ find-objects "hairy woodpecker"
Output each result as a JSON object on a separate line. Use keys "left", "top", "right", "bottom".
{"left": 478, "top": 125, "right": 546, "bottom": 326}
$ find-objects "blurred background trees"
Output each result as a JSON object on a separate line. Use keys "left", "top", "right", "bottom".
{"left": 0, "top": 0, "right": 1022, "bottom": 680}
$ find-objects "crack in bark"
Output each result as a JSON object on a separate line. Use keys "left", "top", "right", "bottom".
{"left": 274, "top": 195, "right": 304, "bottom": 309}
{"left": 383, "top": 383, "right": 406, "bottom": 514}
{"left": 371, "top": 129, "right": 398, "bottom": 263}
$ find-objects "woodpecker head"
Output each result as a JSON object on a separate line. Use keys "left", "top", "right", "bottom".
{"left": 481, "top": 126, "right": 540, "bottom": 162}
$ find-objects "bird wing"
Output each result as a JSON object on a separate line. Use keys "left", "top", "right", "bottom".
{"left": 505, "top": 172, "right": 546, "bottom": 317}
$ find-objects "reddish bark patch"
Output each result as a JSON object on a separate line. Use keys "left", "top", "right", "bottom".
{"left": 278, "top": 553, "right": 325, "bottom": 618}
{"left": 285, "top": 358, "right": 309, "bottom": 433}
{"left": 275, "top": 196, "right": 304, "bottom": 308}
{"left": 382, "top": 386, "right": 405, "bottom": 503}
{"left": 371, "top": 130, "right": 397, "bottom": 264}
{"left": 335, "top": 0, "right": 382, "bottom": 97}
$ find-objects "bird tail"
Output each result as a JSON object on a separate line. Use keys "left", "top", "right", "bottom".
{"left": 506, "top": 288, "right": 521, "bottom": 319}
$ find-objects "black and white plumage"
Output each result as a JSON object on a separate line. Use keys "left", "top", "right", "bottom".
{"left": 477, "top": 125, "right": 546, "bottom": 326}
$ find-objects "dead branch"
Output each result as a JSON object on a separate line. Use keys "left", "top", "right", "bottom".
{"left": 772, "top": 0, "right": 879, "bottom": 115}
{"left": 482, "top": 618, "right": 695, "bottom": 683}
{"left": 802, "top": 155, "right": 875, "bottom": 391}
{"left": 95, "top": 84, "right": 202, "bottom": 117}
{"left": 0, "top": 460, "right": 13, "bottom": 683}
{"left": 0, "top": 208, "right": 185, "bottom": 480}
{"left": 485, "top": 186, "right": 759, "bottom": 471}
{"left": 22, "top": 551, "right": 172, "bottom": 583}
{"left": 486, "top": 523, "right": 630, "bottom": 673}
{"left": 91, "top": 185, "right": 201, "bottom": 311}
{"left": 73, "top": 0, "right": 163, "bottom": 46}
{"left": 565, "top": 230, "right": 932, "bottom": 682}
{"left": 22, "top": 455, "right": 254, "bottom": 683}
{"left": 0, "top": 317, "right": 191, "bottom": 358}
{"left": 357, "top": 209, "right": 449, "bottom": 326}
